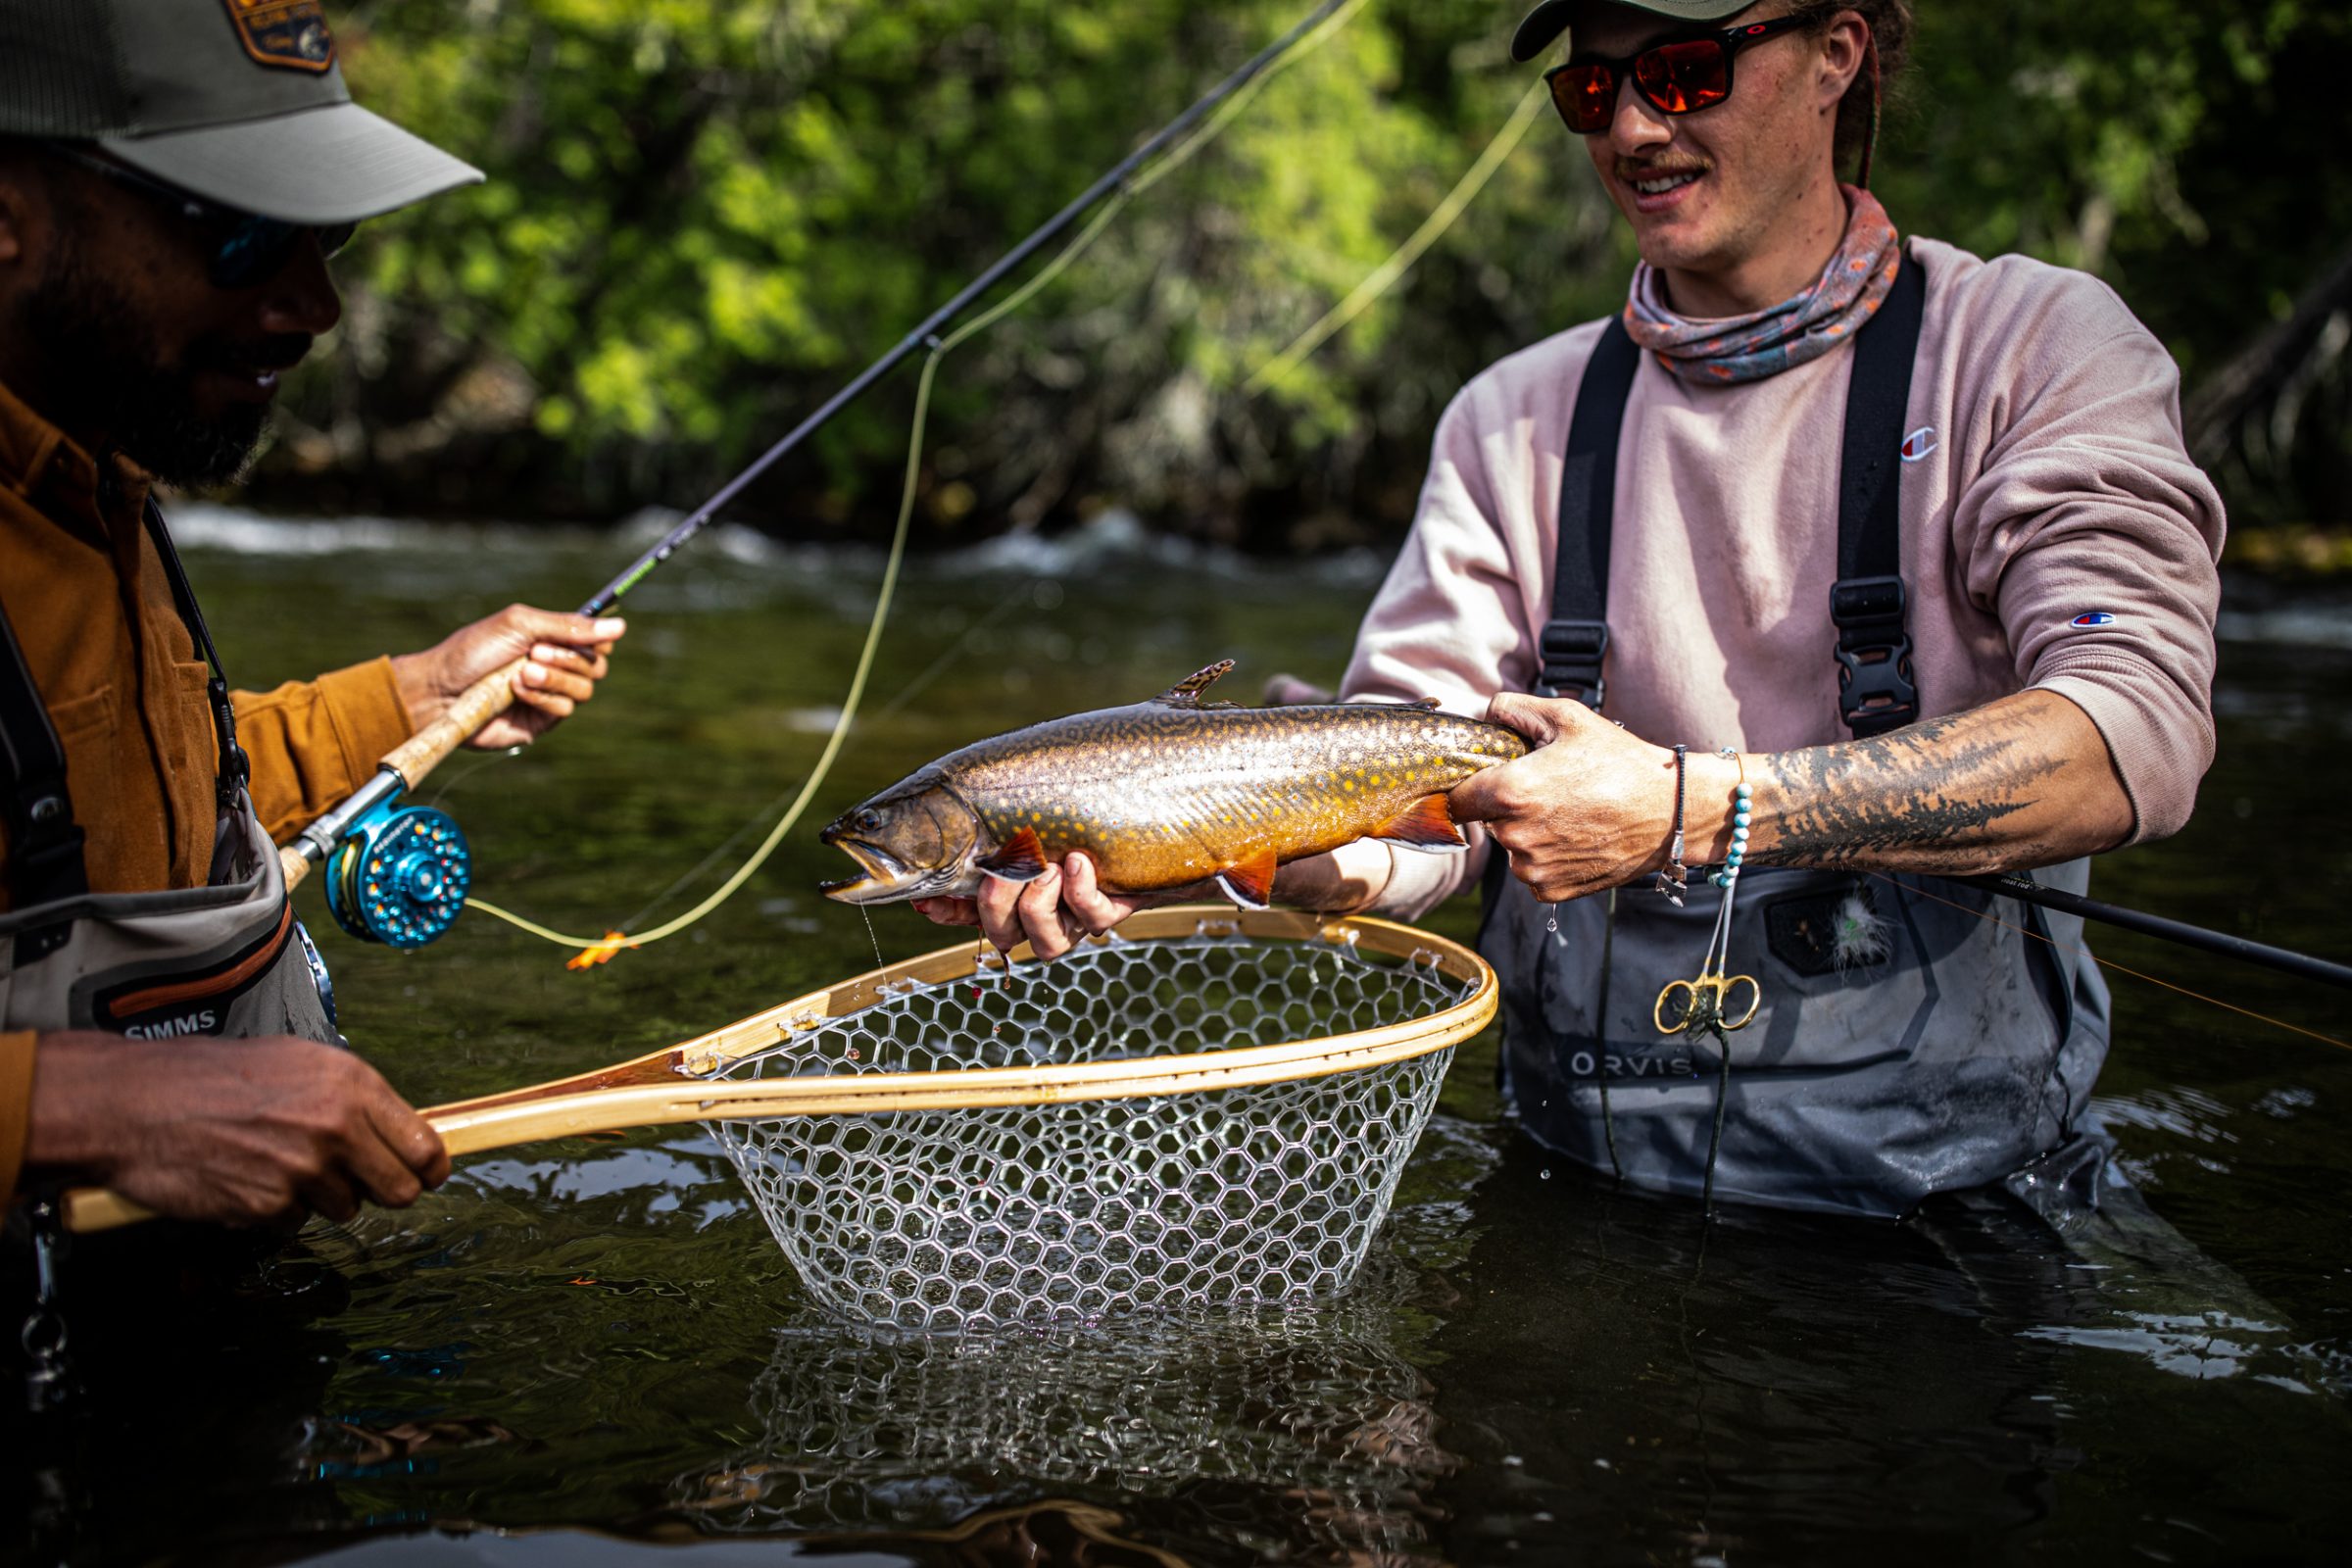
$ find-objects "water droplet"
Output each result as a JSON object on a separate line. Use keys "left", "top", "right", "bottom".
{"left": 1540, "top": 1168, "right": 1551, "bottom": 1180}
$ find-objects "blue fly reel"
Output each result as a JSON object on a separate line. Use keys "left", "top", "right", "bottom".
{"left": 323, "top": 803, "right": 472, "bottom": 948}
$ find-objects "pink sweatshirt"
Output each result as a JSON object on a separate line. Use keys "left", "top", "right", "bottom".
{"left": 1343, "top": 238, "right": 2227, "bottom": 917}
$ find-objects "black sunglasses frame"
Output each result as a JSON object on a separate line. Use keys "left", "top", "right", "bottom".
{"left": 38, "top": 143, "right": 357, "bottom": 290}
{"left": 1543, "top": 10, "right": 1821, "bottom": 134}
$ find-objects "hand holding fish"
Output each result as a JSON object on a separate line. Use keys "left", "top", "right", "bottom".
{"left": 826, "top": 661, "right": 1525, "bottom": 954}
{"left": 1449, "top": 692, "right": 1733, "bottom": 905}
{"left": 912, "top": 851, "right": 1200, "bottom": 959}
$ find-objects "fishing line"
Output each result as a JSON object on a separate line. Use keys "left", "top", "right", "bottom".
{"left": 1872, "top": 872, "right": 2351, "bottom": 1054}
{"left": 1247, "top": 75, "right": 1551, "bottom": 393}
{"left": 463, "top": 0, "right": 1374, "bottom": 954}
{"left": 599, "top": 580, "right": 1051, "bottom": 939}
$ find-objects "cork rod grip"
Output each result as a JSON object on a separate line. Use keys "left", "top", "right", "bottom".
{"left": 380, "top": 658, "right": 525, "bottom": 785}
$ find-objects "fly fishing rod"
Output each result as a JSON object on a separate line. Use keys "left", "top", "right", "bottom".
{"left": 276, "top": 0, "right": 1356, "bottom": 949}
{"left": 1951, "top": 872, "right": 2352, "bottom": 994}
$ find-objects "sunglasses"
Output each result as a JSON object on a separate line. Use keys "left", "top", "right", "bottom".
{"left": 1543, "top": 11, "right": 1819, "bottom": 135}
{"left": 41, "top": 144, "right": 357, "bottom": 290}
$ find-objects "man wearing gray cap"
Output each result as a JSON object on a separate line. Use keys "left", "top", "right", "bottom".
{"left": 1353, "top": 0, "right": 2226, "bottom": 1217}
{"left": 0, "top": 0, "right": 623, "bottom": 1227}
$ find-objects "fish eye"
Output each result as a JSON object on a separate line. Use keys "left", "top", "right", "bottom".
{"left": 855, "top": 808, "right": 883, "bottom": 833}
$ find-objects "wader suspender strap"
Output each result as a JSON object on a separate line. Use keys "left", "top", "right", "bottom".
{"left": 1831, "top": 252, "right": 1927, "bottom": 738}
{"left": 0, "top": 505, "right": 251, "bottom": 921}
{"left": 0, "top": 605, "right": 88, "bottom": 911}
{"left": 1537, "top": 317, "right": 1642, "bottom": 709}
{"left": 1535, "top": 252, "right": 1928, "bottom": 739}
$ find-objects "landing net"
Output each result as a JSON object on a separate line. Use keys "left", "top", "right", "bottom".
{"left": 695, "top": 907, "right": 1493, "bottom": 1332}
{"left": 672, "top": 1258, "right": 1456, "bottom": 1551}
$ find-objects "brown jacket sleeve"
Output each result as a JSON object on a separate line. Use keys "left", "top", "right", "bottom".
{"left": 0, "top": 1030, "right": 34, "bottom": 1201}
{"left": 232, "top": 657, "right": 416, "bottom": 845}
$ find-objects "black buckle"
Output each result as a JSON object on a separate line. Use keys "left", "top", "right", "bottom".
{"left": 7, "top": 789, "right": 87, "bottom": 913}
{"left": 1830, "top": 575, "right": 1918, "bottom": 737}
{"left": 1536, "top": 619, "right": 1609, "bottom": 710}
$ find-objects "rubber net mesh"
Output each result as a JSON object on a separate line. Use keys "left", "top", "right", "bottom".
{"left": 701, "top": 927, "right": 1472, "bottom": 1331}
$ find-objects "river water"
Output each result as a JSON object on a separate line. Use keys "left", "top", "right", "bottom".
{"left": 11, "top": 509, "right": 2351, "bottom": 1565}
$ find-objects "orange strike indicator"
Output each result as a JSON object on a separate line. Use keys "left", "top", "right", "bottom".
{"left": 565, "top": 931, "right": 635, "bottom": 970}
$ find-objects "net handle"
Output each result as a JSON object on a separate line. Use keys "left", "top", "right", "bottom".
{"left": 63, "top": 906, "right": 1494, "bottom": 1235}
{"left": 437, "top": 905, "right": 1489, "bottom": 1114}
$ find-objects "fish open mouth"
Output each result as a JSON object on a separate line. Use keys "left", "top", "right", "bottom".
{"left": 820, "top": 839, "right": 919, "bottom": 904}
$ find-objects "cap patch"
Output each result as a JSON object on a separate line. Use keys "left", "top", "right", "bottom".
{"left": 221, "top": 0, "right": 336, "bottom": 74}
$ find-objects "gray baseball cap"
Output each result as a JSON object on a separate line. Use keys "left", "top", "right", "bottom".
{"left": 0, "top": 0, "right": 481, "bottom": 224}
{"left": 1511, "top": 1, "right": 1756, "bottom": 64}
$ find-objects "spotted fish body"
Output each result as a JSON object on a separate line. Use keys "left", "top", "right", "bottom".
{"left": 819, "top": 661, "right": 1527, "bottom": 908}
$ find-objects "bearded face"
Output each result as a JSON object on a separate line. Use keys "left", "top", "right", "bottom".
{"left": 20, "top": 230, "right": 276, "bottom": 485}
{"left": 3, "top": 162, "right": 329, "bottom": 488}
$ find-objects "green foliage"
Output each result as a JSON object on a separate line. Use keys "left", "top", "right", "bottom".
{"left": 274, "top": 0, "right": 2349, "bottom": 538}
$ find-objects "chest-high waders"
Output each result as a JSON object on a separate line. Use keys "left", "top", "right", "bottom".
{"left": 1482, "top": 251, "right": 2117, "bottom": 1221}
{"left": 2, "top": 503, "right": 341, "bottom": 1409}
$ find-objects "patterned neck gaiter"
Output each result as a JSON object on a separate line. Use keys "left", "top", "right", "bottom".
{"left": 1622, "top": 186, "right": 1901, "bottom": 386}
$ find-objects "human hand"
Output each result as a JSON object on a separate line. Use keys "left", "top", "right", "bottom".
{"left": 391, "top": 605, "right": 626, "bottom": 751}
{"left": 26, "top": 1034, "right": 451, "bottom": 1227}
{"left": 911, "top": 850, "right": 1206, "bottom": 960}
{"left": 1447, "top": 692, "right": 1707, "bottom": 904}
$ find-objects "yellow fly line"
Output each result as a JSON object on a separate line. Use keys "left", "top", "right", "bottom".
{"left": 1247, "top": 76, "right": 1551, "bottom": 395}
{"left": 467, "top": 0, "right": 1382, "bottom": 955}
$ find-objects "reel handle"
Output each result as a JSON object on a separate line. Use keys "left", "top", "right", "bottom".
{"left": 381, "top": 656, "right": 526, "bottom": 787}
{"left": 276, "top": 659, "right": 518, "bottom": 896}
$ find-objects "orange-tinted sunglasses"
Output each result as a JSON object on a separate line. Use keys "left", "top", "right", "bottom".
{"left": 1544, "top": 12, "right": 1817, "bottom": 134}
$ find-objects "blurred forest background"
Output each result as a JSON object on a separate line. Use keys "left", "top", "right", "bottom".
{"left": 256, "top": 0, "right": 2352, "bottom": 563}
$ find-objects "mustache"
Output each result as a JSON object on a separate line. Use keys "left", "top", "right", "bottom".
{"left": 183, "top": 332, "right": 314, "bottom": 374}
{"left": 1613, "top": 158, "right": 1711, "bottom": 180}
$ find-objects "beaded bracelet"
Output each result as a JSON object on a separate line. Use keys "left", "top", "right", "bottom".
{"left": 1713, "top": 752, "right": 1751, "bottom": 890}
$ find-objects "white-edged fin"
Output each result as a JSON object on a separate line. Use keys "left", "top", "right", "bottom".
{"left": 1369, "top": 794, "right": 1468, "bottom": 851}
{"left": 1155, "top": 660, "right": 1236, "bottom": 707}
{"left": 975, "top": 826, "right": 1051, "bottom": 883}
{"left": 1213, "top": 850, "right": 1278, "bottom": 910}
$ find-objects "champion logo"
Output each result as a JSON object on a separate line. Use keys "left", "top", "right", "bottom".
{"left": 2070, "top": 612, "right": 2118, "bottom": 628}
{"left": 1899, "top": 426, "right": 1938, "bottom": 462}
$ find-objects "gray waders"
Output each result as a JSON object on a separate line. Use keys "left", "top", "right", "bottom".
{"left": 1486, "top": 251, "right": 2115, "bottom": 1219}
{"left": 3, "top": 504, "right": 341, "bottom": 1408}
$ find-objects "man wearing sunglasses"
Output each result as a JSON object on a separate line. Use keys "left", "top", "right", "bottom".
{"left": 929, "top": 0, "right": 2225, "bottom": 1221}
{"left": 0, "top": 1, "right": 626, "bottom": 1230}
{"left": 1341, "top": 0, "right": 2227, "bottom": 1219}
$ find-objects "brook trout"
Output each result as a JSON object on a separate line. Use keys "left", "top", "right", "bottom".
{"left": 819, "top": 661, "right": 1526, "bottom": 908}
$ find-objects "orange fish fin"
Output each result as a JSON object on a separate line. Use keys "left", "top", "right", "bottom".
{"left": 975, "top": 825, "right": 1051, "bottom": 883}
{"left": 1155, "top": 660, "right": 1236, "bottom": 707}
{"left": 1213, "top": 850, "right": 1278, "bottom": 911}
{"left": 1370, "top": 794, "right": 1467, "bottom": 851}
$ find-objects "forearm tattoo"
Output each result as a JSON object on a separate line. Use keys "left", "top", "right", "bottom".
{"left": 1752, "top": 707, "right": 2071, "bottom": 871}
